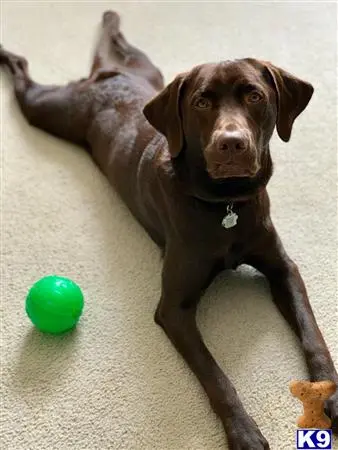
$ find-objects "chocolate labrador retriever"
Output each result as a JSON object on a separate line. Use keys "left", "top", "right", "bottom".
{"left": 1, "top": 11, "right": 337, "bottom": 449}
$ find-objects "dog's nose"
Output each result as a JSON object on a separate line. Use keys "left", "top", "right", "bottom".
{"left": 216, "top": 130, "right": 248, "bottom": 153}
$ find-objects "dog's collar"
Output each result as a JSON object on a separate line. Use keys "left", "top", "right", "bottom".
{"left": 191, "top": 194, "right": 240, "bottom": 229}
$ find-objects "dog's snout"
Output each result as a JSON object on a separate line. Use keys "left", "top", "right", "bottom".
{"left": 216, "top": 130, "right": 248, "bottom": 153}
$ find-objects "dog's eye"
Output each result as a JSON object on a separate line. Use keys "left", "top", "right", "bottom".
{"left": 246, "top": 91, "right": 263, "bottom": 104}
{"left": 194, "top": 97, "right": 212, "bottom": 109}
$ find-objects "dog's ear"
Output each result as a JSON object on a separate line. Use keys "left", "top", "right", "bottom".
{"left": 263, "top": 62, "right": 314, "bottom": 142}
{"left": 143, "top": 73, "right": 187, "bottom": 157}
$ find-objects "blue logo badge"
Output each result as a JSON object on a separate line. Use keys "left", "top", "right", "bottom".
{"left": 296, "top": 429, "right": 332, "bottom": 449}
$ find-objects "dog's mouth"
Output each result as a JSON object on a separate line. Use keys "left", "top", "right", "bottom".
{"left": 206, "top": 163, "right": 260, "bottom": 180}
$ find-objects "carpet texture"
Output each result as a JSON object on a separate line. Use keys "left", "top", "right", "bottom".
{"left": 1, "top": 2, "right": 337, "bottom": 449}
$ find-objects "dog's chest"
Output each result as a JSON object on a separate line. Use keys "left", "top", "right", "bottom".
{"left": 190, "top": 201, "right": 260, "bottom": 262}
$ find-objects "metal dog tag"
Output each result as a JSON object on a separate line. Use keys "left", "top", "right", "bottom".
{"left": 221, "top": 203, "right": 238, "bottom": 229}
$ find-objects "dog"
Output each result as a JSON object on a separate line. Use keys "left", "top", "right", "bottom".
{"left": 1, "top": 11, "right": 337, "bottom": 449}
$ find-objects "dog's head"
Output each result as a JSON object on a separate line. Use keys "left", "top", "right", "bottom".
{"left": 143, "top": 59, "right": 313, "bottom": 201}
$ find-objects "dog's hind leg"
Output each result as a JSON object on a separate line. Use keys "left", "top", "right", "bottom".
{"left": 0, "top": 46, "right": 93, "bottom": 146}
{"left": 89, "top": 11, "right": 164, "bottom": 91}
{"left": 1, "top": 11, "right": 163, "bottom": 144}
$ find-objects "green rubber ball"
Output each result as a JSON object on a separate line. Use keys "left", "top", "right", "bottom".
{"left": 26, "top": 275, "right": 84, "bottom": 334}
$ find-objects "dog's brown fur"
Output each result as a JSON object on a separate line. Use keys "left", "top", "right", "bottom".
{"left": 1, "top": 11, "right": 337, "bottom": 449}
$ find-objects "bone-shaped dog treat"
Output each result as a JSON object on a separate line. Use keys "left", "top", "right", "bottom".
{"left": 290, "top": 380, "right": 336, "bottom": 429}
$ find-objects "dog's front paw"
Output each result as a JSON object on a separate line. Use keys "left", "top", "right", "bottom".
{"left": 224, "top": 414, "right": 270, "bottom": 449}
{"left": 325, "top": 390, "right": 338, "bottom": 434}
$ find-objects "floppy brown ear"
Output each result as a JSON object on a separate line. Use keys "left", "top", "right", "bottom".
{"left": 264, "top": 62, "right": 314, "bottom": 142}
{"left": 143, "top": 73, "right": 186, "bottom": 157}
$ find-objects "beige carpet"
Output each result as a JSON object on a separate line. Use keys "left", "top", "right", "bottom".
{"left": 1, "top": 2, "right": 337, "bottom": 449}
